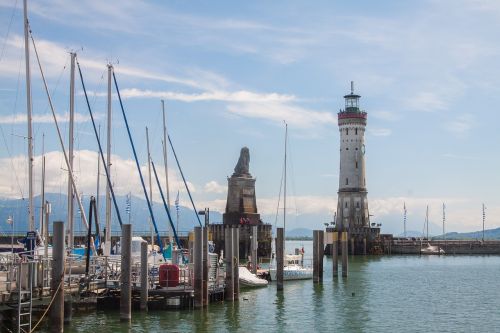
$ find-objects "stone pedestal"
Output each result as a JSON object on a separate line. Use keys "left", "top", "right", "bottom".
{"left": 223, "top": 176, "right": 260, "bottom": 226}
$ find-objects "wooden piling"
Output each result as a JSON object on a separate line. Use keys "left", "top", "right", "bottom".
{"left": 202, "top": 226, "right": 209, "bottom": 307}
{"left": 363, "top": 237, "right": 367, "bottom": 255}
{"left": 50, "top": 221, "right": 64, "bottom": 333}
{"left": 224, "top": 226, "right": 233, "bottom": 301}
{"left": 319, "top": 230, "right": 324, "bottom": 282}
{"left": 351, "top": 236, "right": 355, "bottom": 255}
{"left": 140, "top": 241, "right": 148, "bottom": 311}
{"left": 120, "top": 224, "right": 132, "bottom": 321}
{"left": 232, "top": 226, "right": 240, "bottom": 301}
{"left": 332, "top": 231, "right": 338, "bottom": 277}
{"left": 313, "top": 230, "right": 318, "bottom": 283}
{"left": 341, "top": 231, "right": 348, "bottom": 278}
{"left": 276, "top": 227, "right": 284, "bottom": 291}
{"left": 194, "top": 226, "right": 203, "bottom": 308}
{"left": 251, "top": 225, "right": 258, "bottom": 274}
{"left": 313, "top": 230, "right": 324, "bottom": 283}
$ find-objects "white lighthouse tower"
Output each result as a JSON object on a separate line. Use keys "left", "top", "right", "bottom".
{"left": 336, "top": 82, "right": 371, "bottom": 236}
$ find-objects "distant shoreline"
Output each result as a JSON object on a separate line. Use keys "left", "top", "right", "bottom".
{"left": 285, "top": 236, "right": 313, "bottom": 241}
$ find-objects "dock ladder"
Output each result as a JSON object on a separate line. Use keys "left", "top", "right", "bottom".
{"left": 16, "top": 260, "right": 34, "bottom": 333}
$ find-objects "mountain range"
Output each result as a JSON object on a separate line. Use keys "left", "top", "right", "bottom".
{"left": 1, "top": 194, "right": 498, "bottom": 240}
{"left": 0, "top": 193, "right": 221, "bottom": 235}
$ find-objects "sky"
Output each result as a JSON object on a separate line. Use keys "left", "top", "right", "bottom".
{"left": 0, "top": 0, "right": 499, "bottom": 235}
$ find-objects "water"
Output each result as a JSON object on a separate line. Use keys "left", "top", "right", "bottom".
{"left": 44, "top": 241, "right": 500, "bottom": 332}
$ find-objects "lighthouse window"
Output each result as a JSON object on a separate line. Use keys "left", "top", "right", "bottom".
{"left": 355, "top": 128, "right": 358, "bottom": 135}
{"left": 346, "top": 178, "right": 348, "bottom": 185}
{"left": 356, "top": 161, "right": 358, "bottom": 168}
{"left": 346, "top": 148, "right": 349, "bottom": 150}
{"left": 346, "top": 129, "right": 349, "bottom": 135}
{"left": 345, "top": 202, "right": 348, "bottom": 208}
{"left": 356, "top": 202, "right": 360, "bottom": 208}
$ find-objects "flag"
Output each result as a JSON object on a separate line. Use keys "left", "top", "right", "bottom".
{"left": 175, "top": 190, "right": 180, "bottom": 213}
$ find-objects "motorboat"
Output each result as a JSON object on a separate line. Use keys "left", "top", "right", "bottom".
{"left": 420, "top": 243, "right": 445, "bottom": 255}
{"left": 239, "top": 266, "right": 268, "bottom": 287}
{"left": 269, "top": 254, "right": 313, "bottom": 281}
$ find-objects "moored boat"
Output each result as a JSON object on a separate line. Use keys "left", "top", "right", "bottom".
{"left": 269, "top": 254, "right": 313, "bottom": 281}
{"left": 420, "top": 243, "right": 445, "bottom": 255}
{"left": 239, "top": 266, "right": 268, "bottom": 287}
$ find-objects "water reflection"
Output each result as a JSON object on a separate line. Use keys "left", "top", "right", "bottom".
{"left": 274, "top": 289, "right": 285, "bottom": 329}
{"left": 332, "top": 255, "right": 370, "bottom": 331}
{"left": 224, "top": 300, "right": 241, "bottom": 331}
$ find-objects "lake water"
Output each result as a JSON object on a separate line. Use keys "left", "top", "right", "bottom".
{"left": 44, "top": 241, "right": 500, "bottom": 332}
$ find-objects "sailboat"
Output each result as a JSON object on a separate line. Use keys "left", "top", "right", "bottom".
{"left": 420, "top": 205, "right": 445, "bottom": 255}
{"left": 269, "top": 123, "right": 313, "bottom": 281}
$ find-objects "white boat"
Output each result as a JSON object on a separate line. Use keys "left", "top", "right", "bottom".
{"left": 420, "top": 243, "right": 445, "bottom": 255}
{"left": 239, "top": 266, "right": 268, "bottom": 287}
{"left": 269, "top": 254, "right": 313, "bottom": 281}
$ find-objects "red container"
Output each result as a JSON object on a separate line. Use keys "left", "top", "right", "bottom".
{"left": 159, "top": 264, "right": 179, "bottom": 287}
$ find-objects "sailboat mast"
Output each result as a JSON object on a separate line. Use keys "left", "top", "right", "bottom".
{"left": 403, "top": 202, "right": 407, "bottom": 238}
{"left": 96, "top": 125, "right": 101, "bottom": 230}
{"left": 442, "top": 203, "right": 445, "bottom": 241}
{"left": 104, "top": 64, "right": 113, "bottom": 256}
{"left": 23, "top": 0, "right": 34, "bottom": 231}
{"left": 39, "top": 133, "right": 45, "bottom": 237}
{"left": 146, "top": 126, "right": 154, "bottom": 247}
{"left": 482, "top": 203, "right": 485, "bottom": 242}
{"left": 283, "top": 123, "right": 287, "bottom": 232}
{"left": 426, "top": 205, "right": 429, "bottom": 240}
{"left": 162, "top": 100, "right": 172, "bottom": 244}
{"left": 67, "top": 51, "right": 76, "bottom": 249}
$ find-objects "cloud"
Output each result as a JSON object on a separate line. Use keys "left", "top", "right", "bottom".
{"left": 193, "top": 194, "right": 499, "bottom": 233}
{"left": 442, "top": 153, "right": 477, "bottom": 160}
{"left": 0, "top": 34, "right": 225, "bottom": 91}
{"left": 101, "top": 88, "right": 296, "bottom": 103}
{"left": 406, "top": 91, "right": 448, "bottom": 112}
{"left": 444, "top": 114, "right": 475, "bottom": 135}
{"left": 0, "top": 150, "right": 194, "bottom": 201}
{"left": 0, "top": 112, "right": 100, "bottom": 124}
{"left": 371, "top": 110, "right": 399, "bottom": 122}
{"left": 368, "top": 128, "right": 392, "bottom": 137}
{"left": 204, "top": 181, "right": 226, "bottom": 194}
{"left": 226, "top": 102, "right": 336, "bottom": 129}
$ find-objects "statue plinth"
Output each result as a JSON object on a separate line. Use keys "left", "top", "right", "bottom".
{"left": 223, "top": 175, "right": 261, "bottom": 226}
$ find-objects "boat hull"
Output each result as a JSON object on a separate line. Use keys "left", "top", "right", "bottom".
{"left": 269, "top": 266, "right": 313, "bottom": 281}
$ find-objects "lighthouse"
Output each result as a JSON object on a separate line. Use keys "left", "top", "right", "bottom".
{"left": 332, "top": 82, "right": 379, "bottom": 254}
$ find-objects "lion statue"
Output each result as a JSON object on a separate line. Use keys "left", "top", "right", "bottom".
{"left": 233, "top": 147, "right": 250, "bottom": 176}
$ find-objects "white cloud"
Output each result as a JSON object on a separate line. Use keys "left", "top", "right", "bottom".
{"left": 0, "top": 112, "right": 100, "bottom": 124}
{"left": 193, "top": 194, "right": 499, "bottom": 233}
{"left": 371, "top": 110, "right": 399, "bottom": 122}
{"left": 226, "top": 102, "right": 336, "bottom": 129}
{"left": 368, "top": 128, "right": 392, "bottom": 137}
{"left": 204, "top": 181, "right": 226, "bottom": 194}
{"left": 442, "top": 153, "right": 477, "bottom": 160}
{"left": 406, "top": 91, "right": 448, "bottom": 112}
{"left": 105, "top": 88, "right": 296, "bottom": 103}
{"left": 444, "top": 114, "right": 475, "bottom": 135}
{"left": 0, "top": 150, "right": 194, "bottom": 201}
